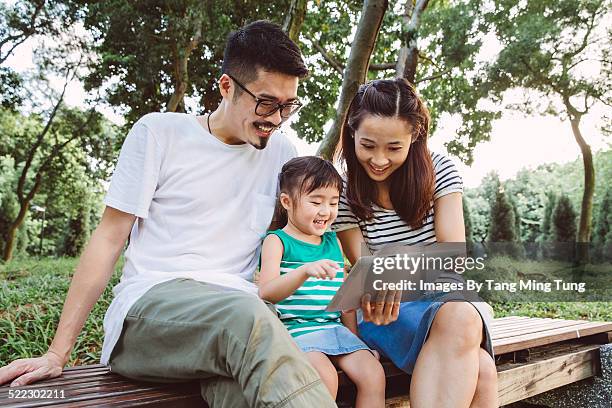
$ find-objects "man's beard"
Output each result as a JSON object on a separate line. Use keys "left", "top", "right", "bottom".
{"left": 249, "top": 136, "right": 270, "bottom": 150}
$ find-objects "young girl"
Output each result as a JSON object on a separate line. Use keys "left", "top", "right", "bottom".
{"left": 258, "top": 156, "right": 385, "bottom": 407}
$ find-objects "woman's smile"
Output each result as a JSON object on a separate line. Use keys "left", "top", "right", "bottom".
{"left": 367, "top": 163, "right": 392, "bottom": 176}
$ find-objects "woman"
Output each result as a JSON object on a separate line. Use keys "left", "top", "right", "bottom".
{"left": 332, "top": 78, "right": 498, "bottom": 408}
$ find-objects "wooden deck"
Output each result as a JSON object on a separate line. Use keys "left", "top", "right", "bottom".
{"left": 1, "top": 316, "right": 611, "bottom": 407}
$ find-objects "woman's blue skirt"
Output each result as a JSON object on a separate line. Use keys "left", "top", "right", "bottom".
{"left": 357, "top": 292, "right": 494, "bottom": 374}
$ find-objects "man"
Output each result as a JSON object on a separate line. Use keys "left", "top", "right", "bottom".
{"left": 0, "top": 21, "right": 337, "bottom": 408}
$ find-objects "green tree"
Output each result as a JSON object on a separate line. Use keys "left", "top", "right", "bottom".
{"left": 315, "top": 0, "right": 388, "bottom": 157}
{"left": 0, "top": 106, "right": 116, "bottom": 260}
{"left": 594, "top": 188, "right": 612, "bottom": 243}
{"left": 488, "top": 185, "right": 516, "bottom": 242}
{"left": 315, "top": 0, "right": 499, "bottom": 161}
{"left": 552, "top": 194, "right": 577, "bottom": 242}
{"left": 0, "top": 67, "right": 23, "bottom": 109}
{"left": 484, "top": 0, "right": 611, "bottom": 247}
{"left": 0, "top": 0, "right": 78, "bottom": 65}
{"left": 80, "top": 0, "right": 293, "bottom": 128}
{"left": 508, "top": 194, "right": 521, "bottom": 240}
{"left": 504, "top": 170, "right": 546, "bottom": 242}
{"left": 540, "top": 191, "right": 557, "bottom": 242}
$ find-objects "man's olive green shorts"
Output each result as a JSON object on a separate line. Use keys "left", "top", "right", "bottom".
{"left": 108, "top": 278, "right": 336, "bottom": 408}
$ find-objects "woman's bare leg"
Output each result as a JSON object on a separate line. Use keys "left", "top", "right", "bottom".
{"left": 470, "top": 348, "right": 498, "bottom": 408}
{"left": 409, "top": 302, "right": 483, "bottom": 408}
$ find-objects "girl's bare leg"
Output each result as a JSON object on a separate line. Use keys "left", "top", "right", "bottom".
{"left": 334, "top": 350, "right": 385, "bottom": 408}
{"left": 306, "top": 351, "right": 338, "bottom": 398}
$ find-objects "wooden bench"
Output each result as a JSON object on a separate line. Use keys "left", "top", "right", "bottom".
{"left": 1, "top": 316, "right": 611, "bottom": 407}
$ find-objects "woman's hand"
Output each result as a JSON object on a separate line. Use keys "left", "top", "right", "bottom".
{"left": 0, "top": 351, "right": 65, "bottom": 387}
{"left": 361, "top": 290, "right": 401, "bottom": 325}
{"left": 298, "top": 259, "right": 340, "bottom": 280}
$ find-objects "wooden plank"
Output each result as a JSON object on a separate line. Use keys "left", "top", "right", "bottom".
{"left": 492, "top": 320, "right": 592, "bottom": 340}
{"left": 493, "top": 321, "right": 612, "bottom": 352}
{"left": 491, "top": 318, "right": 583, "bottom": 332}
{"left": 0, "top": 386, "right": 201, "bottom": 408}
{"left": 0, "top": 377, "right": 200, "bottom": 407}
{"left": 490, "top": 318, "right": 569, "bottom": 333}
{"left": 497, "top": 344, "right": 600, "bottom": 405}
{"left": 492, "top": 317, "right": 552, "bottom": 326}
{"left": 49, "top": 387, "right": 202, "bottom": 408}
{"left": 58, "top": 368, "right": 110, "bottom": 377}
{"left": 491, "top": 316, "right": 531, "bottom": 323}
{"left": 61, "top": 366, "right": 105, "bottom": 372}
{"left": 491, "top": 319, "right": 561, "bottom": 334}
{"left": 0, "top": 376, "right": 132, "bottom": 394}
{"left": 490, "top": 316, "right": 532, "bottom": 327}
{"left": 493, "top": 321, "right": 612, "bottom": 354}
{"left": 492, "top": 317, "right": 592, "bottom": 332}
{"left": 385, "top": 396, "right": 410, "bottom": 407}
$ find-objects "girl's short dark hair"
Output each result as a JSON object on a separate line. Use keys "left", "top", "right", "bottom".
{"left": 335, "top": 78, "right": 435, "bottom": 229}
{"left": 269, "top": 156, "right": 343, "bottom": 231}
{"left": 222, "top": 20, "right": 309, "bottom": 89}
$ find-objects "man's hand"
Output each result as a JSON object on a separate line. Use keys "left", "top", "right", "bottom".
{"left": 298, "top": 260, "right": 340, "bottom": 280}
{"left": 361, "top": 290, "right": 401, "bottom": 325}
{"left": 0, "top": 351, "right": 65, "bottom": 387}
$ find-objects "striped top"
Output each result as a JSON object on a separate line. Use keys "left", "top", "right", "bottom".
{"left": 268, "top": 229, "right": 345, "bottom": 337}
{"left": 332, "top": 151, "right": 463, "bottom": 253}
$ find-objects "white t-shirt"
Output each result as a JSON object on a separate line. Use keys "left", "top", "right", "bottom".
{"left": 100, "top": 112, "right": 297, "bottom": 364}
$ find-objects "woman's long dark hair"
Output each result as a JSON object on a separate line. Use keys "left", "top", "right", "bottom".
{"left": 269, "top": 156, "right": 343, "bottom": 231}
{"left": 334, "top": 78, "right": 434, "bottom": 229}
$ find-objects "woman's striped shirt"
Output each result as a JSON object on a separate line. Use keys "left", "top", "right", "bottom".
{"left": 332, "top": 151, "right": 463, "bottom": 253}
{"left": 268, "top": 229, "right": 345, "bottom": 337}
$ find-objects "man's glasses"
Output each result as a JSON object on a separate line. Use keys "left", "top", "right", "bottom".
{"left": 227, "top": 74, "right": 302, "bottom": 119}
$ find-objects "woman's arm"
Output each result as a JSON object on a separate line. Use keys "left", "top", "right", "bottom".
{"left": 335, "top": 236, "right": 358, "bottom": 334}
{"left": 337, "top": 227, "right": 368, "bottom": 265}
{"left": 434, "top": 192, "right": 494, "bottom": 317}
{"left": 433, "top": 192, "right": 465, "bottom": 242}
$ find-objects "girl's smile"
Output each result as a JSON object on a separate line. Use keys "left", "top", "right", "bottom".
{"left": 282, "top": 186, "right": 340, "bottom": 243}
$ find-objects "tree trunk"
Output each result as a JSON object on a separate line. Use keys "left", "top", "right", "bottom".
{"left": 569, "top": 117, "right": 595, "bottom": 243}
{"left": 2, "top": 226, "right": 16, "bottom": 261}
{"left": 166, "top": 27, "right": 201, "bottom": 112}
{"left": 2, "top": 190, "right": 37, "bottom": 261}
{"left": 283, "top": 0, "right": 307, "bottom": 42}
{"left": 317, "top": 0, "right": 388, "bottom": 159}
{"left": 395, "top": 0, "right": 430, "bottom": 82}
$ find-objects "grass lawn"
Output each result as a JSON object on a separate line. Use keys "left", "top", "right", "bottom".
{"left": 1, "top": 257, "right": 121, "bottom": 367}
{"left": 1, "top": 256, "right": 610, "bottom": 367}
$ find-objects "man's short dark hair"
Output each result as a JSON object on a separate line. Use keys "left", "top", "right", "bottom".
{"left": 222, "top": 20, "right": 309, "bottom": 91}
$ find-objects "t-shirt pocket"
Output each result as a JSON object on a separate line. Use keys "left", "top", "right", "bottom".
{"left": 250, "top": 193, "right": 277, "bottom": 236}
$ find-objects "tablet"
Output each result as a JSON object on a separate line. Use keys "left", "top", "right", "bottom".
{"left": 325, "top": 244, "right": 474, "bottom": 312}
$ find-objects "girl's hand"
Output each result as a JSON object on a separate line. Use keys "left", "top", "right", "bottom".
{"left": 298, "top": 260, "right": 340, "bottom": 280}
